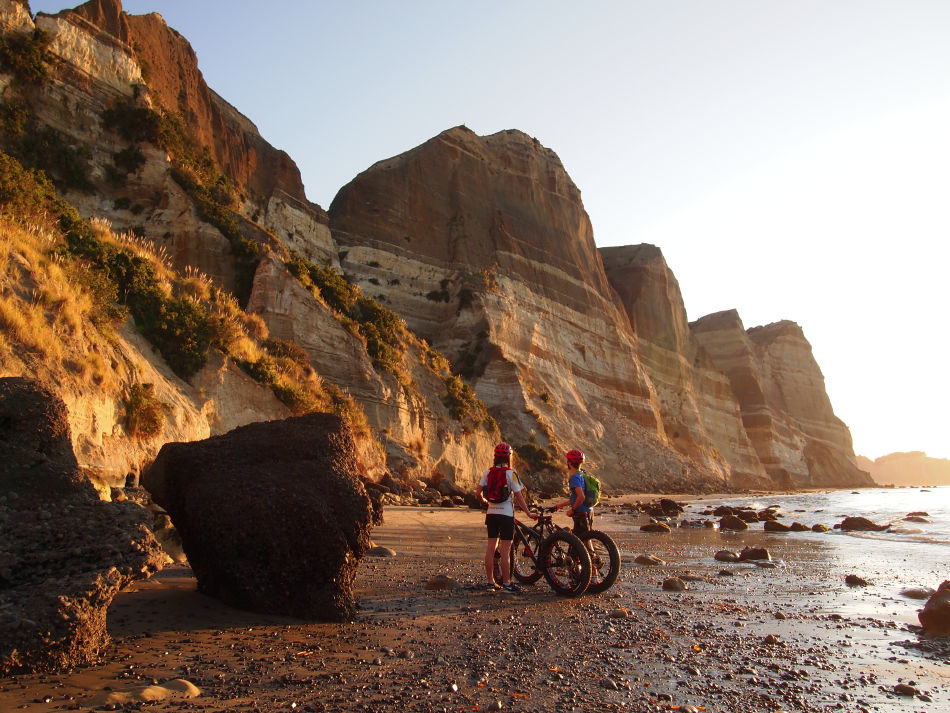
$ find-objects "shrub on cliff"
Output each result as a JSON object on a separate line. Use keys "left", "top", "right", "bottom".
{"left": 443, "top": 375, "right": 496, "bottom": 434}
{"left": 516, "top": 442, "right": 561, "bottom": 472}
{"left": 102, "top": 97, "right": 259, "bottom": 303}
{"left": 0, "top": 150, "right": 60, "bottom": 222}
{"left": 0, "top": 101, "right": 93, "bottom": 192}
{"left": 0, "top": 152, "right": 350, "bottom": 432}
{"left": 102, "top": 97, "right": 162, "bottom": 145}
{"left": 124, "top": 383, "right": 164, "bottom": 438}
{"left": 57, "top": 222, "right": 214, "bottom": 379}
{"left": 0, "top": 28, "right": 51, "bottom": 85}
{"left": 285, "top": 252, "right": 410, "bottom": 380}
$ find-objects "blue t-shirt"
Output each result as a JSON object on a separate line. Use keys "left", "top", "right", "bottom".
{"left": 569, "top": 471, "right": 591, "bottom": 515}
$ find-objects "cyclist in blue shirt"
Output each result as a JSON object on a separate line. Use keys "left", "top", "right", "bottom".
{"left": 555, "top": 449, "right": 592, "bottom": 536}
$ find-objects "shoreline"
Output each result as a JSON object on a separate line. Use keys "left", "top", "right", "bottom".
{"left": 1, "top": 503, "right": 947, "bottom": 712}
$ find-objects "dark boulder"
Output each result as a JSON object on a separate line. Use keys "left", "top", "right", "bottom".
{"left": 143, "top": 412, "right": 374, "bottom": 620}
{"left": 845, "top": 574, "right": 870, "bottom": 587}
{"left": 0, "top": 378, "right": 164, "bottom": 676}
{"left": 0, "top": 377, "right": 93, "bottom": 505}
{"left": 640, "top": 521, "right": 672, "bottom": 533}
{"left": 435, "top": 478, "right": 467, "bottom": 499}
{"left": 719, "top": 514, "right": 749, "bottom": 531}
{"left": 918, "top": 580, "right": 950, "bottom": 635}
{"left": 763, "top": 520, "right": 792, "bottom": 532}
{"left": 838, "top": 516, "right": 889, "bottom": 532}
{"left": 790, "top": 522, "right": 810, "bottom": 532}
{"left": 379, "top": 472, "right": 403, "bottom": 495}
{"left": 659, "top": 498, "right": 684, "bottom": 515}
{"left": 662, "top": 577, "right": 686, "bottom": 591}
{"left": 739, "top": 547, "right": 771, "bottom": 561}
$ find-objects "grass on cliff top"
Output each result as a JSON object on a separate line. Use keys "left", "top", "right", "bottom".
{"left": 0, "top": 151, "right": 374, "bottom": 440}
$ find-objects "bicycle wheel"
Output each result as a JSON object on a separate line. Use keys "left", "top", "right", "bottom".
{"left": 540, "top": 531, "right": 591, "bottom": 597}
{"left": 581, "top": 530, "right": 620, "bottom": 594}
{"left": 511, "top": 528, "right": 544, "bottom": 584}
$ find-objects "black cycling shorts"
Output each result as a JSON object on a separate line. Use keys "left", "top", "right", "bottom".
{"left": 485, "top": 513, "right": 515, "bottom": 541}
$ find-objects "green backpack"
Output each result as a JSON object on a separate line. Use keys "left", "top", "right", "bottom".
{"left": 582, "top": 471, "right": 601, "bottom": 507}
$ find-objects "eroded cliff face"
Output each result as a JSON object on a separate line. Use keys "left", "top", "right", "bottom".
{"left": 0, "top": 0, "right": 874, "bottom": 492}
{"left": 329, "top": 127, "right": 724, "bottom": 492}
{"left": 601, "top": 245, "right": 769, "bottom": 488}
{"left": 246, "top": 254, "right": 497, "bottom": 482}
{"left": 691, "top": 311, "right": 872, "bottom": 488}
{"left": 20, "top": 0, "right": 334, "bottom": 287}
{"left": 58, "top": 0, "right": 316, "bottom": 208}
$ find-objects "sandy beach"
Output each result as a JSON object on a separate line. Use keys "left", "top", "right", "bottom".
{"left": 1, "top": 498, "right": 948, "bottom": 713}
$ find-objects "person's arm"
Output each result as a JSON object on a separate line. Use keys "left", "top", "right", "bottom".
{"left": 514, "top": 489, "right": 537, "bottom": 519}
{"left": 476, "top": 484, "right": 488, "bottom": 507}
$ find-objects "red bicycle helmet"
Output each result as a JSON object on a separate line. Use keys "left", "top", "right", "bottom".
{"left": 565, "top": 448, "right": 585, "bottom": 465}
{"left": 494, "top": 442, "right": 513, "bottom": 459}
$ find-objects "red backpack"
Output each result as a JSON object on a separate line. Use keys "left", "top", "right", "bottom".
{"left": 485, "top": 466, "right": 511, "bottom": 503}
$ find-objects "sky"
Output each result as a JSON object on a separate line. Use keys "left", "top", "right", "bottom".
{"left": 30, "top": 1, "right": 950, "bottom": 461}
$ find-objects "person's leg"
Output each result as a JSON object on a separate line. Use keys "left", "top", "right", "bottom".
{"left": 484, "top": 538, "right": 499, "bottom": 584}
{"left": 497, "top": 539, "right": 513, "bottom": 584}
{"left": 484, "top": 514, "right": 501, "bottom": 585}
{"left": 497, "top": 515, "right": 515, "bottom": 584}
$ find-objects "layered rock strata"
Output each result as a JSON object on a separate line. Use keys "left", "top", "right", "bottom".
{"left": 0, "top": 0, "right": 874, "bottom": 492}
{"left": 691, "top": 311, "right": 872, "bottom": 488}
{"left": 329, "top": 126, "right": 722, "bottom": 492}
{"left": 601, "top": 245, "right": 769, "bottom": 488}
{"left": 246, "top": 254, "right": 497, "bottom": 482}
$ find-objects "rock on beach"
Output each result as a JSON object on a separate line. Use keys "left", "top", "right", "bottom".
{"left": 918, "top": 580, "right": 950, "bottom": 635}
{"left": 143, "top": 412, "right": 375, "bottom": 621}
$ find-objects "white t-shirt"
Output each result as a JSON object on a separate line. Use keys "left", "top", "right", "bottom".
{"left": 479, "top": 467, "right": 525, "bottom": 517}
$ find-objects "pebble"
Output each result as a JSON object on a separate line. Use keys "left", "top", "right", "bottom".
{"left": 366, "top": 546, "right": 397, "bottom": 557}
{"left": 662, "top": 577, "right": 686, "bottom": 592}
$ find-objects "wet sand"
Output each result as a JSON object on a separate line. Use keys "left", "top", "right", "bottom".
{"left": 1, "top": 500, "right": 948, "bottom": 712}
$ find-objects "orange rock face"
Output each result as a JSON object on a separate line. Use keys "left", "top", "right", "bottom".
{"left": 64, "top": 0, "right": 308, "bottom": 202}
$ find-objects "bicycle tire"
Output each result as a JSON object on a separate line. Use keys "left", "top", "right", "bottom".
{"left": 540, "top": 530, "right": 591, "bottom": 597}
{"left": 511, "top": 528, "right": 544, "bottom": 584}
{"left": 581, "top": 530, "right": 620, "bottom": 594}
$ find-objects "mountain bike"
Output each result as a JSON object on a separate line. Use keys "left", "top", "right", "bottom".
{"left": 511, "top": 505, "right": 621, "bottom": 594}
{"left": 493, "top": 509, "right": 592, "bottom": 597}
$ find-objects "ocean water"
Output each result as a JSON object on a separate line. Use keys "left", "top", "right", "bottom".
{"left": 698, "top": 486, "right": 950, "bottom": 545}
{"left": 606, "top": 486, "right": 950, "bottom": 626}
